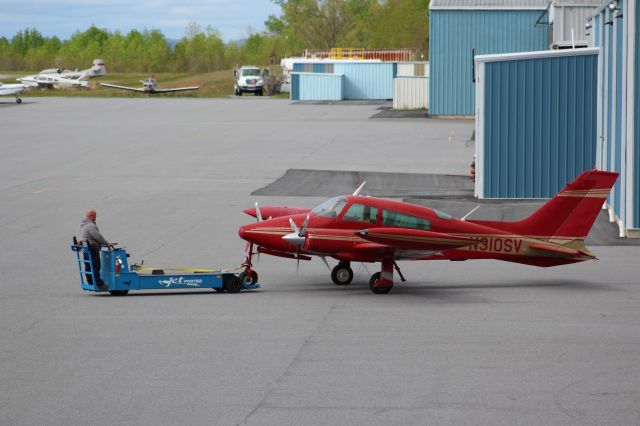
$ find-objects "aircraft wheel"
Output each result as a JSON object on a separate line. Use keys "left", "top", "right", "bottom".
{"left": 369, "top": 272, "right": 392, "bottom": 294}
{"left": 108, "top": 290, "right": 129, "bottom": 296}
{"left": 239, "top": 270, "right": 258, "bottom": 286}
{"left": 16, "top": 98, "right": 22, "bottom": 104}
{"left": 224, "top": 276, "right": 243, "bottom": 293}
{"left": 331, "top": 263, "right": 353, "bottom": 285}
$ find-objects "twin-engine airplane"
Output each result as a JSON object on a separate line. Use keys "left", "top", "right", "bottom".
{"left": 18, "top": 59, "right": 106, "bottom": 89}
{"left": 238, "top": 169, "right": 619, "bottom": 294}
{"left": 100, "top": 76, "right": 199, "bottom": 95}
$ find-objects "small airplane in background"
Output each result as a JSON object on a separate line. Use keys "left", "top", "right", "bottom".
{"left": 100, "top": 76, "right": 199, "bottom": 95}
{"left": 0, "top": 82, "right": 28, "bottom": 103}
{"left": 238, "top": 170, "right": 619, "bottom": 294}
{"left": 18, "top": 59, "right": 107, "bottom": 89}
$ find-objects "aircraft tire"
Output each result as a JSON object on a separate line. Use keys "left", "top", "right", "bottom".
{"left": 225, "top": 276, "right": 244, "bottom": 293}
{"left": 239, "top": 270, "right": 258, "bottom": 286}
{"left": 331, "top": 264, "right": 353, "bottom": 285}
{"left": 369, "top": 272, "right": 391, "bottom": 294}
{"left": 16, "top": 98, "right": 22, "bottom": 104}
{"left": 108, "top": 290, "right": 129, "bottom": 296}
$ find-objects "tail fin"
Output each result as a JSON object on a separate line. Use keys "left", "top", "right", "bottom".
{"left": 470, "top": 169, "right": 619, "bottom": 242}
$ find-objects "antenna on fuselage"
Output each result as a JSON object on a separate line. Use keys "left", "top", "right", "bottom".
{"left": 461, "top": 205, "right": 480, "bottom": 221}
{"left": 353, "top": 181, "right": 366, "bottom": 196}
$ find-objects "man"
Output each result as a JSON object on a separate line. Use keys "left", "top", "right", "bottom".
{"left": 79, "top": 209, "right": 114, "bottom": 290}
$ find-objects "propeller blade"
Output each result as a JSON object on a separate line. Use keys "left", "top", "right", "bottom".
{"left": 299, "top": 214, "right": 310, "bottom": 237}
{"left": 296, "top": 249, "right": 300, "bottom": 273}
{"left": 255, "top": 202, "right": 263, "bottom": 222}
{"left": 289, "top": 218, "right": 299, "bottom": 234}
{"left": 353, "top": 181, "right": 366, "bottom": 196}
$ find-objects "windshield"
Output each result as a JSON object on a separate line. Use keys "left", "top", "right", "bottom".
{"left": 311, "top": 196, "right": 347, "bottom": 218}
{"left": 241, "top": 69, "right": 261, "bottom": 76}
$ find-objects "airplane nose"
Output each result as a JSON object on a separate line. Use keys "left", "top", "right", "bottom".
{"left": 238, "top": 224, "right": 254, "bottom": 241}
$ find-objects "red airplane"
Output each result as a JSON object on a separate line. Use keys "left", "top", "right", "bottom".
{"left": 238, "top": 169, "right": 618, "bottom": 294}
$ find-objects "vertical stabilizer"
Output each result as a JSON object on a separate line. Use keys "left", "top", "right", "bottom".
{"left": 469, "top": 170, "right": 619, "bottom": 243}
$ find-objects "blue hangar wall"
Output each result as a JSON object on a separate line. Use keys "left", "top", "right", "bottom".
{"left": 290, "top": 62, "right": 397, "bottom": 100}
{"left": 429, "top": 9, "right": 548, "bottom": 116}
{"left": 594, "top": 0, "right": 640, "bottom": 237}
{"left": 475, "top": 49, "right": 598, "bottom": 198}
{"left": 474, "top": 49, "right": 599, "bottom": 199}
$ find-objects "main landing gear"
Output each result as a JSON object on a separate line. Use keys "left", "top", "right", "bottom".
{"left": 329, "top": 259, "right": 406, "bottom": 294}
{"left": 368, "top": 260, "right": 406, "bottom": 295}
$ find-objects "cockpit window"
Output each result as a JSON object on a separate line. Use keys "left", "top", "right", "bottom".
{"left": 382, "top": 210, "right": 430, "bottom": 230}
{"left": 311, "top": 196, "right": 347, "bottom": 218}
{"left": 342, "top": 203, "right": 378, "bottom": 224}
{"left": 434, "top": 209, "right": 451, "bottom": 219}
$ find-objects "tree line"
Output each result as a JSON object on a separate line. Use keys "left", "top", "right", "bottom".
{"left": 0, "top": 0, "right": 429, "bottom": 72}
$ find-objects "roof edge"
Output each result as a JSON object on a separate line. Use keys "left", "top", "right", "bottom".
{"left": 475, "top": 47, "right": 599, "bottom": 63}
{"left": 430, "top": 5, "right": 547, "bottom": 10}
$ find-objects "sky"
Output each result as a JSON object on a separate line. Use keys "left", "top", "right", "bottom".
{"left": 0, "top": 0, "right": 283, "bottom": 41}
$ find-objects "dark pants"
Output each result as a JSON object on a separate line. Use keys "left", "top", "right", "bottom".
{"left": 84, "top": 245, "right": 103, "bottom": 286}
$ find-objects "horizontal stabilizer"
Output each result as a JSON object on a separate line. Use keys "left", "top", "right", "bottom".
{"left": 357, "top": 228, "right": 475, "bottom": 251}
{"left": 528, "top": 243, "right": 595, "bottom": 259}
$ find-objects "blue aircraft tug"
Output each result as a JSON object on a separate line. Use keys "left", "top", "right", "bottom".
{"left": 71, "top": 238, "right": 259, "bottom": 295}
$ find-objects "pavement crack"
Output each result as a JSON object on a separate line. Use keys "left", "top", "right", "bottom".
{"left": 239, "top": 297, "right": 349, "bottom": 425}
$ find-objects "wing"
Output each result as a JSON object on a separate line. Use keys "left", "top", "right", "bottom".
{"left": 244, "top": 206, "right": 312, "bottom": 219}
{"left": 100, "top": 83, "right": 145, "bottom": 92}
{"left": 357, "top": 228, "right": 476, "bottom": 251}
{"left": 153, "top": 86, "right": 199, "bottom": 93}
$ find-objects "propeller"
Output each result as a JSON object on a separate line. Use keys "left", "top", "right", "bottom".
{"left": 255, "top": 201, "right": 263, "bottom": 222}
{"left": 282, "top": 214, "right": 310, "bottom": 272}
{"left": 353, "top": 181, "right": 366, "bottom": 196}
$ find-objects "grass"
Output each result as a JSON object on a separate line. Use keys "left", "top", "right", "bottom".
{"left": 1, "top": 67, "right": 287, "bottom": 99}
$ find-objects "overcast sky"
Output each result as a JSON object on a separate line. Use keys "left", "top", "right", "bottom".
{"left": 0, "top": 0, "right": 282, "bottom": 41}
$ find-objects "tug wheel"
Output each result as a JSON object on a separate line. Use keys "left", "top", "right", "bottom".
{"left": 369, "top": 272, "right": 391, "bottom": 294}
{"left": 224, "top": 276, "right": 243, "bottom": 293}
{"left": 239, "top": 270, "right": 258, "bottom": 286}
{"left": 331, "top": 264, "right": 353, "bottom": 285}
{"left": 109, "top": 290, "right": 129, "bottom": 296}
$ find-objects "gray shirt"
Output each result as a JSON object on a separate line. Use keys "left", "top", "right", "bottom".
{"left": 79, "top": 218, "right": 110, "bottom": 248}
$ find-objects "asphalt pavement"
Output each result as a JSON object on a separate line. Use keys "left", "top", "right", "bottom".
{"left": 1, "top": 97, "right": 639, "bottom": 425}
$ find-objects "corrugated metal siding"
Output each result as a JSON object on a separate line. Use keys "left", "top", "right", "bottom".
{"left": 397, "top": 62, "right": 430, "bottom": 77}
{"left": 290, "top": 73, "right": 344, "bottom": 101}
{"left": 393, "top": 77, "right": 429, "bottom": 109}
{"left": 291, "top": 73, "right": 300, "bottom": 100}
{"left": 551, "top": 5, "right": 599, "bottom": 43}
{"left": 429, "top": 10, "right": 547, "bottom": 116}
{"left": 477, "top": 52, "right": 598, "bottom": 198}
{"left": 333, "top": 63, "right": 395, "bottom": 100}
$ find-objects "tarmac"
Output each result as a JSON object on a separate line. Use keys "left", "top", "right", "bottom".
{"left": 1, "top": 97, "right": 639, "bottom": 425}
